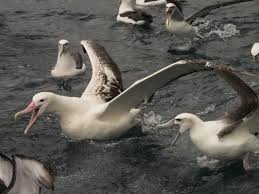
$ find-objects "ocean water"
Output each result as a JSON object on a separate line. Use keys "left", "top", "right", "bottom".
{"left": 0, "top": 0, "right": 259, "bottom": 193}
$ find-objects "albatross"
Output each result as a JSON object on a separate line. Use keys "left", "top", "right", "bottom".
{"left": 157, "top": 65, "right": 259, "bottom": 170}
{"left": 251, "top": 43, "right": 259, "bottom": 59}
{"left": 51, "top": 39, "right": 86, "bottom": 90}
{"left": 117, "top": 0, "right": 153, "bottom": 25}
{"left": 0, "top": 152, "right": 54, "bottom": 194}
{"left": 15, "top": 40, "right": 225, "bottom": 140}
{"left": 165, "top": 0, "right": 254, "bottom": 40}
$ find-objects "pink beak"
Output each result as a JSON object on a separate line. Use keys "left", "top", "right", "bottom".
{"left": 15, "top": 101, "right": 40, "bottom": 135}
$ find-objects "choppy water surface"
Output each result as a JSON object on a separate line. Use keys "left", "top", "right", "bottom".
{"left": 1, "top": 0, "right": 259, "bottom": 193}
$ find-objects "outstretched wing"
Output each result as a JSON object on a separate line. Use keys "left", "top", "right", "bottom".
{"left": 212, "top": 68, "right": 258, "bottom": 138}
{"left": 101, "top": 60, "right": 213, "bottom": 119}
{"left": 80, "top": 40, "right": 123, "bottom": 102}
{"left": 186, "top": 0, "right": 254, "bottom": 24}
{"left": 0, "top": 152, "right": 14, "bottom": 194}
{"left": 9, "top": 155, "right": 54, "bottom": 194}
{"left": 70, "top": 52, "right": 83, "bottom": 69}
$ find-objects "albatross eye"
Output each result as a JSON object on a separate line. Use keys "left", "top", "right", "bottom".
{"left": 175, "top": 119, "right": 181, "bottom": 122}
{"left": 40, "top": 99, "right": 45, "bottom": 102}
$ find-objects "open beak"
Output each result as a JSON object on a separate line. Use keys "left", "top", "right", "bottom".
{"left": 156, "top": 118, "right": 175, "bottom": 129}
{"left": 15, "top": 101, "right": 40, "bottom": 135}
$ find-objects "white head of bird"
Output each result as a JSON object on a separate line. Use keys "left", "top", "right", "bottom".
{"left": 173, "top": 113, "right": 203, "bottom": 133}
{"left": 58, "top": 39, "right": 70, "bottom": 58}
{"left": 14, "top": 92, "right": 57, "bottom": 135}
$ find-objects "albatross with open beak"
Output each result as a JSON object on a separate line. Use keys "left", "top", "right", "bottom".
{"left": 0, "top": 152, "right": 54, "bottom": 194}
{"left": 51, "top": 39, "right": 86, "bottom": 90}
{"left": 158, "top": 65, "right": 259, "bottom": 170}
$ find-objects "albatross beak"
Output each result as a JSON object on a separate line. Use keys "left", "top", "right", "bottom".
{"left": 59, "top": 44, "right": 64, "bottom": 57}
{"left": 15, "top": 101, "right": 40, "bottom": 135}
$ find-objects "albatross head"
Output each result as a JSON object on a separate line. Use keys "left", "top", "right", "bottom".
{"left": 15, "top": 92, "right": 55, "bottom": 135}
{"left": 170, "top": 113, "right": 202, "bottom": 146}
{"left": 58, "top": 39, "right": 70, "bottom": 57}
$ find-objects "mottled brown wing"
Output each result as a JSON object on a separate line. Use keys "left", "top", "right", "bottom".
{"left": 186, "top": 0, "right": 253, "bottom": 24}
{"left": 215, "top": 68, "right": 258, "bottom": 138}
{"left": 81, "top": 40, "right": 123, "bottom": 102}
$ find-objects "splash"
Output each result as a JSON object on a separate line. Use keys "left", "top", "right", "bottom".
{"left": 196, "top": 155, "right": 220, "bottom": 169}
{"left": 142, "top": 111, "right": 162, "bottom": 132}
{"left": 194, "top": 19, "right": 240, "bottom": 40}
{"left": 207, "top": 24, "right": 240, "bottom": 39}
{"left": 197, "top": 104, "right": 216, "bottom": 116}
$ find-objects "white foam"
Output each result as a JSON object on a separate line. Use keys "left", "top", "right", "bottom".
{"left": 197, "top": 104, "right": 216, "bottom": 116}
{"left": 194, "top": 19, "right": 239, "bottom": 40}
{"left": 196, "top": 155, "right": 220, "bottom": 169}
{"left": 142, "top": 111, "right": 162, "bottom": 132}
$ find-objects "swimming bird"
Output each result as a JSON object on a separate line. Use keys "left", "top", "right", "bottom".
{"left": 51, "top": 39, "right": 86, "bottom": 90}
{"left": 136, "top": 0, "right": 166, "bottom": 6}
{"left": 158, "top": 66, "right": 259, "bottom": 170}
{"left": 165, "top": 0, "right": 254, "bottom": 40}
{"left": 0, "top": 152, "right": 54, "bottom": 194}
{"left": 117, "top": 0, "right": 153, "bottom": 25}
{"left": 251, "top": 43, "right": 259, "bottom": 59}
{"left": 14, "top": 40, "right": 221, "bottom": 140}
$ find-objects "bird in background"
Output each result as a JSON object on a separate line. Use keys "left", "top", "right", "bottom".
{"left": 165, "top": 0, "right": 254, "bottom": 52}
{"left": 117, "top": 0, "right": 153, "bottom": 26}
{"left": 51, "top": 39, "right": 86, "bottom": 91}
{"left": 251, "top": 43, "right": 259, "bottom": 59}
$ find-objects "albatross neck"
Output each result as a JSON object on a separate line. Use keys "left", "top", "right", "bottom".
{"left": 47, "top": 94, "right": 82, "bottom": 117}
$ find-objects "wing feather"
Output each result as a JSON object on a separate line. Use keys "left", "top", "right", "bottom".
{"left": 81, "top": 40, "right": 123, "bottom": 102}
{"left": 186, "top": 0, "right": 254, "bottom": 24}
{"left": 101, "top": 59, "right": 213, "bottom": 119}
{"left": 213, "top": 69, "right": 258, "bottom": 138}
{"left": 0, "top": 152, "right": 15, "bottom": 194}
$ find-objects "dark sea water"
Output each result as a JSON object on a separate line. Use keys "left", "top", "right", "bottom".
{"left": 1, "top": 0, "right": 259, "bottom": 193}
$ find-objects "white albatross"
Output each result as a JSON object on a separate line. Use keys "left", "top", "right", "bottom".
{"left": 157, "top": 66, "right": 259, "bottom": 170}
{"left": 0, "top": 152, "right": 54, "bottom": 194}
{"left": 165, "top": 0, "right": 254, "bottom": 40}
{"left": 15, "top": 40, "right": 220, "bottom": 141}
{"left": 251, "top": 43, "right": 259, "bottom": 59}
{"left": 51, "top": 39, "right": 86, "bottom": 78}
{"left": 117, "top": 0, "right": 153, "bottom": 25}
